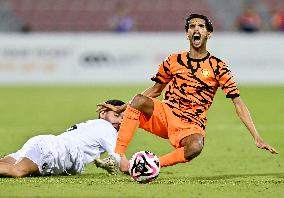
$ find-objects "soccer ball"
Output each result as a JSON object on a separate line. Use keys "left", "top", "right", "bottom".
{"left": 128, "top": 151, "right": 160, "bottom": 183}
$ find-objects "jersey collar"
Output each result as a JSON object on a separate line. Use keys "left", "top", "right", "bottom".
{"left": 188, "top": 51, "right": 210, "bottom": 62}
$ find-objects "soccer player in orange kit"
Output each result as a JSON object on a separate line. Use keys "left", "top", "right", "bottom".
{"left": 97, "top": 14, "right": 278, "bottom": 174}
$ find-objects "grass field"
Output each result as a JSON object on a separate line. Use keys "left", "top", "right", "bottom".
{"left": 0, "top": 85, "right": 283, "bottom": 198}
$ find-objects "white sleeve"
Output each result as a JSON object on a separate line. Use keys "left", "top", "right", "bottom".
{"left": 97, "top": 126, "right": 117, "bottom": 156}
{"left": 99, "top": 135, "right": 116, "bottom": 156}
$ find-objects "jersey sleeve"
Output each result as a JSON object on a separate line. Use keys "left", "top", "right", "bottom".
{"left": 98, "top": 126, "right": 117, "bottom": 156}
{"left": 216, "top": 61, "right": 240, "bottom": 98}
{"left": 151, "top": 55, "right": 173, "bottom": 84}
{"left": 99, "top": 137, "right": 116, "bottom": 156}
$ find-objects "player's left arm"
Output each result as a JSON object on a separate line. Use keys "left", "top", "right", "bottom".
{"left": 232, "top": 96, "right": 279, "bottom": 154}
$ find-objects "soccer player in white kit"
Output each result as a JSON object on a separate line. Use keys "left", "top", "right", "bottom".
{"left": 0, "top": 99, "right": 128, "bottom": 177}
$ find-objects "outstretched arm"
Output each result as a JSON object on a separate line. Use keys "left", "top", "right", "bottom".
{"left": 97, "top": 83, "right": 166, "bottom": 113}
{"left": 232, "top": 97, "right": 278, "bottom": 154}
{"left": 119, "top": 154, "right": 129, "bottom": 173}
{"left": 141, "top": 82, "right": 166, "bottom": 98}
{"left": 93, "top": 154, "right": 129, "bottom": 175}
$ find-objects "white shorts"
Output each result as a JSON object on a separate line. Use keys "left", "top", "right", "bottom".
{"left": 9, "top": 135, "right": 84, "bottom": 176}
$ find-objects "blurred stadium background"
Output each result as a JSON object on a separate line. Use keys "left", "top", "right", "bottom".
{"left": 0, "top": 0, "right": 283, "bottom": 85}
{"left": 0, "top": 1, "right": 283, "bottom": 197}
{"left": 1, "top": 0, "right": 284, "bottom": 32}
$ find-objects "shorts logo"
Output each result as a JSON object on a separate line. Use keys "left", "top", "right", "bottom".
{"left": 42, "top": 162, "right": 48, "bottom": 170}
{"left": 201, "top": 69, "right": 210, "bottom": 77}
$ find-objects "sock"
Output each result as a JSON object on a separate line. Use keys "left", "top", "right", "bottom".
{"left": 159, "top": 147, "right": 189, "bottom": 167}
{"left": 115, "top": 106, "right": 141, "bottom": 155}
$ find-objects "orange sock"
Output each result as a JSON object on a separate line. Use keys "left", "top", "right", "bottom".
{"left": 159, "top": 147, "right": 189, "bottom": 167}
{"left": 115, "top": 106, "right": 141, "bottom": 155}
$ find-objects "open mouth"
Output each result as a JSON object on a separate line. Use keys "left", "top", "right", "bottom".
{"left": 192, "top": 33, "right": 201, "bottom": 46}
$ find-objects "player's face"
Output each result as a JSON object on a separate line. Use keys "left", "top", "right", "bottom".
{"left": 100, "top": 110, "right": 124, "bottom": 131}
{"left": 186, "top": 18, "right": 211, "bottom": 49}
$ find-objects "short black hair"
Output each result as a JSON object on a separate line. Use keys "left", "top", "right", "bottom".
{"left": 105, "top": 99, "right": 125, "bottom": 106}
{"left": 185, "top": 14, "right": 213, "bottom": 32}
{"left": 98, "top": 99, "right": 125, "bottom": 119}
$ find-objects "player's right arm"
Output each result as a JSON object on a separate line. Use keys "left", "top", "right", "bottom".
{"left": 99, "top": 83, "right": 166, "bottom": 114}
{"left": 107, "top": 55, "right": 172, "bottom": 113}
{"left": 141, "top": 54, "right": 174, "bottom": 98}
{"left": 141, "top": 83, "right": 167, "bottom": 98}
{"left": 119, "top": 154, "right": 129, "bottom": 173}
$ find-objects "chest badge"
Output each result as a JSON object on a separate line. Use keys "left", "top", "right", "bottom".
{"left": 201, "top": 69, "right": 210, "bottom": 77}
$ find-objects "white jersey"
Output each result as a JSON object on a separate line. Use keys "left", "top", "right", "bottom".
{"left": 57, "top": 119, "right": 118, "bottom": 164}
{"left": 9, "top": 119, "right": 118, "bottom": 175}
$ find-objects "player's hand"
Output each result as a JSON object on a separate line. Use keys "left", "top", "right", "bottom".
{"left": 96, "top": 103, "right": 127, "bottom": 113}
{"left": 112, "top": 104, "right": 127, "bottom": 113}
{"left": 93, "top": 156, "right": 119, "bottom": 175}
{"left": 254, "top": 136, "right": 279, "bottom": 154}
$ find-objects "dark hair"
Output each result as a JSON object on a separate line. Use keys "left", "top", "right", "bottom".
{"left": 185, "top": 14, "right": 213, "bottom": 32}
{"left": 105, "top": 99, "right": 125, "bottom": 106}
{"left": 98, "top": 99, "right": 125, "bottom": 119}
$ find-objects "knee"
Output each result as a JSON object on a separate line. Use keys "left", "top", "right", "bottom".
{"left": 184, "top": 140, "right": 203, "bottom": 161}
{"left": 129, "top": 94, "right": 149, "bottom": 110}
{"left": 11, "top": 166, "right": 29, "bottom": 177}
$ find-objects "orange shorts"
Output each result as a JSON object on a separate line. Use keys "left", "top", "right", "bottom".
{"left": 139, "top": 97, "right": 205, "bottom": 148}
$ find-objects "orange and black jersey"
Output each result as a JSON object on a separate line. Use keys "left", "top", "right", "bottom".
{"left": 151, "top": 51, "right": 240, "bottom": 130}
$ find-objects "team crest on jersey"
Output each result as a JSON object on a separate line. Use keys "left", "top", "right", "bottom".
{"left": 201, "top": 69, "right": 210, "bottom": 77}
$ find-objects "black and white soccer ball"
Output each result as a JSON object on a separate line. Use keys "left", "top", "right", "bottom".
{"left": 128, "top": 151, "right": 160, "bottom": 183}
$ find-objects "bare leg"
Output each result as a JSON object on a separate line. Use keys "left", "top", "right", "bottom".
{"left": 0, "top": 157, "right": 39, "bottom": 177}
{"left": 0, "top": 156, "right": 16, "bottom": 164}
{"left": 180, "top": 133, "right": 204, "bottom": 161}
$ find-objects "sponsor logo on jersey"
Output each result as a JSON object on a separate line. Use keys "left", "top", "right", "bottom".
{"left": 175, "top": 70, "right": 185, "bottom": 74}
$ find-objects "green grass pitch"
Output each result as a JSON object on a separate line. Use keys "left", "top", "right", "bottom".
{"left": 0, "top": 85, "right": 283, "bottom": 197}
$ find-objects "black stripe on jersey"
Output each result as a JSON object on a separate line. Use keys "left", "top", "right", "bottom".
{"left": 172, "top": 67, "right": 215, "bottom": 107}
{"left": 191, "top": 90, "right": 211, "bottom": 105}
{"left": 220, "top": 77, "right": 232, "bottom": 89}
{"left": 187, "top": 61, "right": 210, "bottom": 88}
{"left": 151, "top": 76, "right": 168, "bottom": 84}
{"left": 165, "top": 92, "right": 207, "bottom": 129}
{"left": 177, "top": 54, "right": 187, "bottom": 67}
{"left": 225, "top": 86, "right": 239, "bottom": 93}
{"left": 208, "top": 57, "right": 218, "bottom": 81}
{"left": 165, "top": 60, "right": 170, "bottom": 66}
{"left": 226, "top": 93, "right": 240, "bottom": 98}
{"left": 225, "top": 81, "right": 237, "bottom": 88}
{"left": 163, "top": 62, "right": 172, "bottom": 77}
{"left": 171, "top": 74, "right": 213, "bottom": 101}
{"left": 151, "top": 71, "right": 171, "bottom": 83}
{"left": 151, "top": 60, "right": 173, "bottom": 83}
{"left": 186, "top": 53, "right": 198, "bottom": 73}
{"left": 221, "top": 79, "right": 238, "bottom": 92}
{"left": 219, "top": 67, "right": 231, "bottom": 79}
{"left": 211, "top": 56, "right": 224, "bottom": 78}
{"left": 171, "top": 108, "right": 206, "bottom": 129}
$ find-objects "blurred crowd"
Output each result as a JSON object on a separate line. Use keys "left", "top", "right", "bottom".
{"left": 0, "top": 0, "right": 283, "bottom": 33}
{"left": 236, "top": 4, "right": 284, "bottom": 32}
